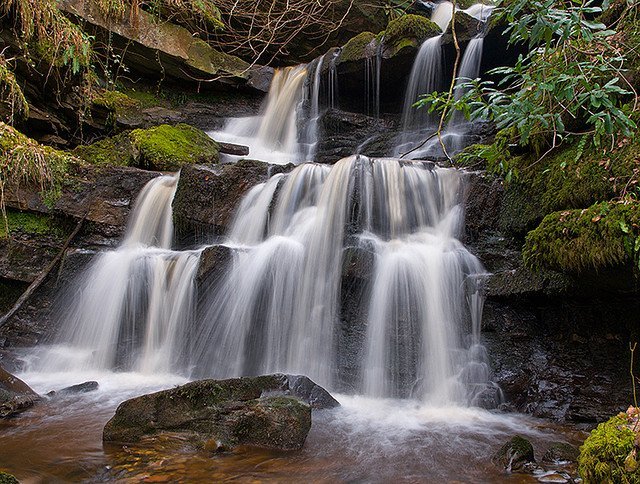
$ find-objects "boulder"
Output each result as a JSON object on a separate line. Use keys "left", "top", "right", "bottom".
{"left": 47, "top": 381, "right": 99, "bottom": 397}
{"left": 492, "top": 436, "right": 536, "bottom": 472}
{"left": 542, "top": 442, "right": 579, "bottom": 464}
{"left": 103, "top": 374, "right": 338, "bottom": 450}
{"left": 0, "top": 365, "right": 40, "bottom": 418}
{"left": 172, "top": 161, "right": 294, "bottom": 238}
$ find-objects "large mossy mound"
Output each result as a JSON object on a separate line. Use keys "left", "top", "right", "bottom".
{"left": 74, "top": 123, "right": 219, "bottom": 171}
{"left": 339, "top": 31, "right": 377, "bottom": 63}
{"left": 578, "top": 412, "right": 640, "bottom": 483}
{"left": 523, "top": 201, "right": 640, "bottom": 273}
{"left": 381, "top": 14, "right": 440, "bottom": 53}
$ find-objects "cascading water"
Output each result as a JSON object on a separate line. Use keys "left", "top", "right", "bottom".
{"left": 364, "top": 40, "right": 383, "bottom": 118}
{"left": 395, "top": 3, "right": 493, "bottom": 158}
{"left": 36, "top": 174, "right": 201, "bottom": 375}
{"left": 210, "top": 66, "right": 308, "bottom": 164}
{"left": 189, "top": 156, "right": 494, "bottom": 404}
{"left": 302, "top": 56, "right": 325, "bottom": 161}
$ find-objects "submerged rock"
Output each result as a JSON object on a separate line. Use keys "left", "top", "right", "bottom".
{"left": 542, "top": 442, "right": 579, "bottom": 464}
{"left": 492, "top": 436, "right": 536, "bottom": 472}
{"left": 0, "top": 365, "right": 40, "bottom": 418}
{"left": 47, "top": 381, "right": 99, "bottom": 397}
{"left": 103, "top": 374, "right": 338, "bottom": 451}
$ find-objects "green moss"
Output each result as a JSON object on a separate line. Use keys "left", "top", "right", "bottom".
{"left": 75, "top": 124, "right": 219, "bottom": 170}
{"left": 381, "top": 14, "right": 441, "bottom": 49}
{"left": 73, "top": 133, "right": 135, "bottom": 167}
{"left": 339, "top": 31, "right": 376, "bottom": 63}
{"left": 0, "top": 209, "right": 64, "bottom": 238}
{"left": 578, "top": 413, "right": 640, "bottom": 483}
{"left": 92, "top": 90, "right": 141, "bottom": 114}
{"left": 523, "top": 201, "right": 640, "bottom": 273}
{"left": 129, "top": 124, "right": 219, "bottom": 171}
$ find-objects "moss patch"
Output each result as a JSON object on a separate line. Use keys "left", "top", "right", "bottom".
{"left": 92, "top": 89, "right": 141, "bottom": 114}
{"left": 130, "top": 124, "right": 219, "bottom": 171}
{"left": 0, "top": 209, "right": 66, "bottom": 238}
{"left": 578, "top": 412, "right": 640, "bottom": 483}
{"left": 382, "top": 14, "right": 440, "bottom": 51}
{"left": 73, "top": 132, "right": 135, "bottom": 167}
{"left": 523, "top": 200, "right": 640, "bottom": 273}
{"left": 339, "top": 31, "right": 376, "bottom": 63}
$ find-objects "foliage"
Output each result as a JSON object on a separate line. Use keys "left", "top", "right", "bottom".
{"left": 578, "top": 412, "right": 640, "bottom": 483}
{"left": 0, "top": 55, "right": 28, "bottom": 125}
{"left": 523, "top": 200, "right": 640, "bottom": 273}
{"left": 419, "top": 0, "right": 638, "bottom": 159}
{"left": 0, "top": 0, "right": 93, "bottom": 74}
{"left": 0, "top": 123, "right": 78, "bottom": 235}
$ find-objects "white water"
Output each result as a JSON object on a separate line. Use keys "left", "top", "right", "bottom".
{"left": 209, "top": 66, "right": 308, "bottom": 164}
{"left": 430, "top": 1, "right": 494, "bottom": 31}
{"left": 33, "top": 174, "right": 201, "bottom": 375}
{"left": 190, "top": 156, "right": 494, "bottom": 404}
{"left": 400, "top": 34, "right": 443, "bottom": 131}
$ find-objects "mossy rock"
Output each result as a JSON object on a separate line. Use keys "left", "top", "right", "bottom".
{"left": 523, "top": 200, "right": 640, "bottom": 273}
{"left": 74, "top": 124, "right": 219, "bottom": 171}
{"left": 92, "top": 90, "right": 141, "bottom": 114}
{"left": 543, "top": 442, "right": 580, "bottom": 463}
{"left": 103, "top": 374, "right": 336, "bottom": 451}
{"left": 381, "top": 14, "right": 441, "bottom": 54}
{"left": 578, "top": 413, "right": 640, "bottom": 483}
{"left": 129, "top": 124, "right": 219, "bottom": 170}
{"left": 73, "top": 132, "right": 136, "bottom": 167}
{"left": 492, "top": 435, "right": 536, "bottom": 472}
{"left": 339, "top": 31, "right": 377, "bottom": 63}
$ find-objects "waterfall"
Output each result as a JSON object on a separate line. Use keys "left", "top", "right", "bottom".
{"left": 364, "top": 40, "right": 383, "bottom": 118}
{"left": 328, "top": 51, "right": 339, "bottom": 109}
{"left": 400, "top": 34, "right": 443, "bottom": 131}
{"left": 302, "top": 56, "right": 325, "bottom": 161}
{"left": 431, "top": 1, "right": 454, "bottom": 31}
{"left": 209, "top": 66, "right": 308, "bottom": 164}
{"left": 193, "top": 156, "right": 493, "bottom": 405}
{"left": 39, "top": 174, "right": 201, "bottom": 375}
{"left": 449, "top": 35, "right": 485, "bottom": 128}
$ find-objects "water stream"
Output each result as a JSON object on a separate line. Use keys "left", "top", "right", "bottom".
{"left": 0, "top": 3, "right": 584, "bottom": 480}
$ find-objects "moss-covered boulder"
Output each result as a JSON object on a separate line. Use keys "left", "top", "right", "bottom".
{"left": 74, "top": 124, "right": 219, "bottom": 171}
{"left": 381, "top": 14, "right": 441, "bottom": 56}
{"left": 129, "top": 124, "right": 219, "bottom": 170}
{"left": 338, "top": 31, "right": 378, "bottom": 64}
{"left": 578, "top": 411, "right": 640, "bottom": 483}
{"left": 492, "top": 436, "right": 536, "bottom": 472}
{"left": 543, "top": 442, "right": 580, "bottom": 464}
{"left": 523, "top": 201, "right": 640, "bottom": 273}
{"left": 103, "top": 374, "right": 338, "bottom": 451}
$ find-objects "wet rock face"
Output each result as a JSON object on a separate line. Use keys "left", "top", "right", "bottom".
{"left": 483, "top": 297, "right": 637, "bottom": 423}
{"left": 172, "top": 161, "right": 294, "bottom": 242}
{"left": 103, "top": 374, "right": 338, "bottom": 450}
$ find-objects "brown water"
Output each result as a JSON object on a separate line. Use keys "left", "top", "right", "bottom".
{"left": 0, "top": 371, "right": 585, "bottom": 483}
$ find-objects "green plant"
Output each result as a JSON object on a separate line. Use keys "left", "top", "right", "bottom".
{"left": 418, "top": 0, "right": 637, "bottom": 164}
{"left": 0, "top": 55, "right": 28, "bottom": 124}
